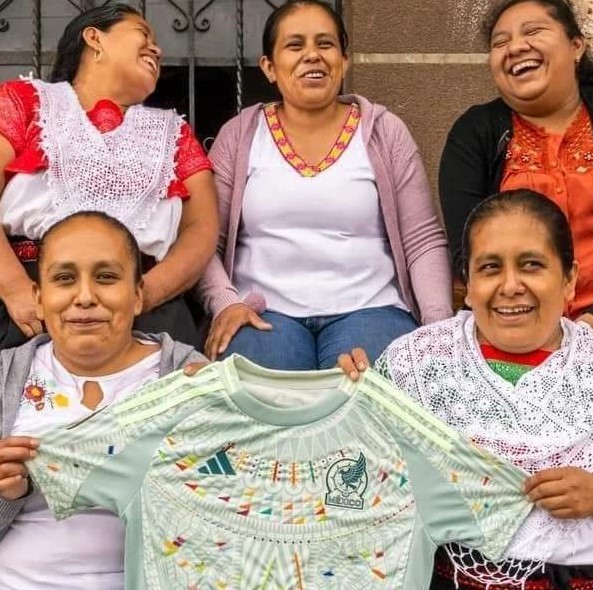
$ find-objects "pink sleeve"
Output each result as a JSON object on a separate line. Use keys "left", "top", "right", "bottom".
{"left": 385, "top": 114, "right": 453, "bottom": 324}
{"left": 194, "top": 116, "right": 243, "bottom": 316}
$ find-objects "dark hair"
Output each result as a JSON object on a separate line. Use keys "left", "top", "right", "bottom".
{"left": 39, "top": 211, "right": 143, "bottom": 284}
{"left": 50, "top": 3, "right": 141, "bottom": 83}
{"left": 481, "top": 0, "right": 593, "bottom": 85}
{"left": 262, "top": 0, "right": 349, "bottom": 57}
{"left": 461, "top": 188, "right": 574, "bottom": 281}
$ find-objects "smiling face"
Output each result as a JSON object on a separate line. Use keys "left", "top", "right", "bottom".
{"left": 465, "top": 211, "right": 577, "bottom": 353}
{"left": 88, "top": 14, "right": 162, "bottom": 103}
{"left": 34, "top": 216, "right": 143, "bottom": 375}
{"left": 259, "top": 4, "right": 348, "bottom": 111}
{"left": 488, "top": 1, "right": 585, "bottom": 114}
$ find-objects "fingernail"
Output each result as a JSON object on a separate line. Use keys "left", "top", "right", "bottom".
{"left": 349, "top": 371, "right": 358, "bottom": 380}
{"left": 357, "top": 362, "right": 366, "bottom": 370}
{"left": 30, "top": 450, "right": 37, "bottom": 458}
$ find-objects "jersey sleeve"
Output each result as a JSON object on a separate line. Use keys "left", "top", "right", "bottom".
{"left": 360, "top": 369, "right": 532, "bottom": 561}
{"left": 0, "top": 79, "right": 38, "bottom": 154}
{"left": 27, "top": 368, "right": 215, "bottom": 519}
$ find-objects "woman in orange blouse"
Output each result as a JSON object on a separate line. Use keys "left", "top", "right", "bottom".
{"left": 439, "top": 0, "right": 593, "bottom": 324}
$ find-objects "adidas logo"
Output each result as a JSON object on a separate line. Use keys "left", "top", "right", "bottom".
{"left": 196, "top": 448, "right": 236, "bottom": 476}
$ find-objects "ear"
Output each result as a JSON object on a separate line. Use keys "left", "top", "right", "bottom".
{"left": 573, "top": 36, "right": 587, "bottom": 64}
{"left": 82, "top": 26, "right": 102, "bottom": 52}
{"left": 564, "top": 260, "right": 579, "bottom": 303}
{"left": 464, "top": 293, "right": 472, "bottom": 309}
{"left": 341, "top": 53, "right": 350, "bottom": 78}
{"left": 134, "top": 278, "right": 144, "bottom": 317}
{"left": 32, "top": 282, "right": 44, "bottom": 322}
{"left": 259, "top": 55, "right": 276, "bottom": 84}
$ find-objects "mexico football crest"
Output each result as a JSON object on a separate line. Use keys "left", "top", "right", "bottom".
{"left": 325, "top": 453, "right": 368, "bottom": 510}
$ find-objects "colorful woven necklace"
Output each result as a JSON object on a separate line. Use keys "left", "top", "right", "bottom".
{"left": 263, "top": 102, "right": 361, "bottom": 177}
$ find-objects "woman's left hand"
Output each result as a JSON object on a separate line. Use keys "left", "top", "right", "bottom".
{"left": 524, "top": 467, "right": 593, "bottom": 518}
{"left": 337, "top": 348, "right": 370, "bottom": 381}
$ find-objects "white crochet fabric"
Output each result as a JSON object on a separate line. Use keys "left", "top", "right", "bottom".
{"left": 32, "top": 80, "right": 182, "bottom": 236}
{"left": 376, "top": 311, "right": 593, "bottom": 586}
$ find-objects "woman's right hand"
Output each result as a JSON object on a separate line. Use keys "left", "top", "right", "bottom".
{"left": 3, "top": 279, "right": 43, "bottom": 338}
{"left": 0, "top": 436, "right": 38, "bottom": 501}
{"left": 205, "top": 303, "right": 272, "bottom": 360}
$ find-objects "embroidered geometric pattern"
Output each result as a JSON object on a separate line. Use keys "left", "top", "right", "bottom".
{"left": 28, "top": 356, "right": 530, "bottom": 589}
{"left": 264, "top": 102, "right": 360, "bottom": 177}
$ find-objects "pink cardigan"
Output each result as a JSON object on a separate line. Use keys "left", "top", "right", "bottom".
{"left": 197, "top": 94, "right": 453, "bottom": 324}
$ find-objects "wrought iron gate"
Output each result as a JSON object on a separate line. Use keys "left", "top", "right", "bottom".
{"left": 0, "top": 0, "right": 341, "bottom": 136}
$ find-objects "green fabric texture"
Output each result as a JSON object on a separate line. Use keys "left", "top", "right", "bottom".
{"left": 485, "top": 359, "right": 532, "bottom": 386}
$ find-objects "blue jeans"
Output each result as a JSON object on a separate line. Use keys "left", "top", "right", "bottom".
{"left": 221, "top": 305, "right": 419, "bottom": 370}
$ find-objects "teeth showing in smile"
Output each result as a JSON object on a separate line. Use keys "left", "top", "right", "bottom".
{"left": 141, "top": 55, "right": 158, "bottom": 74}
{"left": 303, "top": 71, "right": 325, "bottom": 79}
{"left": 511, "top": 60, "right": 541, "bottom": 76}
{"left": 495, "top": 306, "right": 533, "bottom": 315}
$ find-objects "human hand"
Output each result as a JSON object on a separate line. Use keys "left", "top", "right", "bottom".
{"left": 204, "top": 303, "right": 272, "bottom": 360}
{"left": 3, "top": 279, "right": 43, "bottom": 338}
{"left": 524, "top": 467, "right": 593, "bottom": 519}
{"left": 337, "top": 347, "right": 370, "bottom": 381}
{"left": 0, "top": 436, "right": 38, "bottom": 501}
{"left": 183, "top": 361, "right": 209, "bottom": 376}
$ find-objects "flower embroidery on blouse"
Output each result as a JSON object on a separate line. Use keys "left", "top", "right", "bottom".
{"left": 22, "top": 375, "right": 69, "bottom": 411}
{"left": 505, "top": 104, "right": 593, "bottom": 175}
{"left": 264, "top": 102, "right": 361, "bottom": 177}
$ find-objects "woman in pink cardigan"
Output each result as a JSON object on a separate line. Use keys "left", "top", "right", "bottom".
{"left": 197, "top": 0, "right": 452, "bottom": 369}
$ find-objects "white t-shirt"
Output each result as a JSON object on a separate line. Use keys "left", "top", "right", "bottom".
{"left": 0, "top": 342, "right": 161, "bottom": 590}
{"left": 233, "top": 111, "right": 406, "bottom": 317}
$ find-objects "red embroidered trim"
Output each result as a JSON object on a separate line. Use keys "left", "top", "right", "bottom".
{"left": 435, "top": 558, "right": 551, "bottom": 590}
{"left": 11, "top": 239, "right": 39, "bottom": 262}
{"left": 480, "top": 344, "right": 552, "bottom": 367}
{"left": 263, "top": 102, "right": 361, "bottom": 177}
{"left": 435, "top": 554, "right": 593, "bottom": 589}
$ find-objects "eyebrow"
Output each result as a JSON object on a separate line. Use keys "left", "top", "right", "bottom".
{"left": 492, "top": 18, "right": 550, "bottom": 37}
{"left": 282, "top": 31, "right": 338, "bottom": 41}
{"left": 46, "top": 260, "right": 125, "bottom": 273}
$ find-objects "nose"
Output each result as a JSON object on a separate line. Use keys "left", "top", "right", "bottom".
{"left": 499, "top": 267, "right": 526, "bottom": 297}
{"left": 302, "top": 42, "right": 322, "bottom": 62}
{"left": 149, "top": 41, "right": 162, "bottom": 60}
{"left": 74, "top": 277, "right": 98, "bottom": 308}
{"left": 507, "top": 34, "right": 530, "bottom": 56}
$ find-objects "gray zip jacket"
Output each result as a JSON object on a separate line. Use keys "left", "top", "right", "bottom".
{"left": 0, "top": 332, "right": 205, "bottom": 539}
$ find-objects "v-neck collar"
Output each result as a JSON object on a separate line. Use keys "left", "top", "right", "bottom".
{"left": 263, "top": 102, "right": 361, "bottom": 177}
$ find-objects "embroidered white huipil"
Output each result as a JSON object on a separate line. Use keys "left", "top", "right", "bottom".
{"left": 0, "top": 80, "right": 183, "bottom": 260}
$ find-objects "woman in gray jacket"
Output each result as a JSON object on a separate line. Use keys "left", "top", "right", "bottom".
{"left": 0, "top": 211, "right": 205, "bottom": 589}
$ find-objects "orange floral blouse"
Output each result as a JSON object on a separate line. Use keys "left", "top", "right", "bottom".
{"left": 501, "top": 104, "right": 593, "bottom": 318}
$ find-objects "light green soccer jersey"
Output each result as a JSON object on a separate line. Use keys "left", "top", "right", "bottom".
{"left": 28, "top": 355, "right": 531, "bottom": 590}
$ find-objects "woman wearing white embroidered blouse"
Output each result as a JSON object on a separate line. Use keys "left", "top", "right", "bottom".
{"left": 340, "top": 188, "right": 593, "bottom": 587}
{"left": 196, "top": 0, "right": 452, "bottom": 370}
{"left": 0, "top": 4, "right": 218, "bottom": 349}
